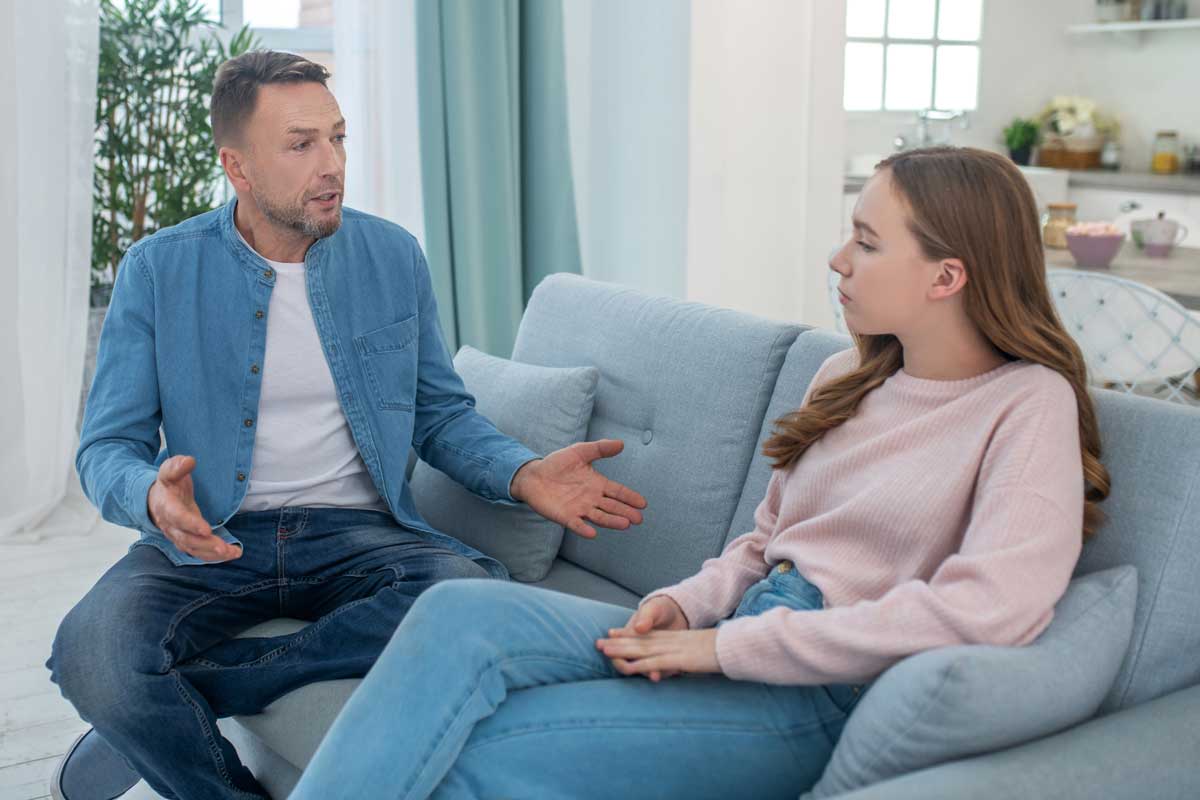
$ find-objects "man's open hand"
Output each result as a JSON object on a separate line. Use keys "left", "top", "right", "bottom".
{"left": 148, "top": 455, "right": 241, "bottom": 562}
{"left": 510, "top": 439, "right": 647, "bottom": 539}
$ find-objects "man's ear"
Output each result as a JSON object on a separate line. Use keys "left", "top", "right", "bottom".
{"left": 929, "top": 257, "right": 967, "bottom": 301}
{"left": 219, "top": 146, "right": 252, "bottom": 194}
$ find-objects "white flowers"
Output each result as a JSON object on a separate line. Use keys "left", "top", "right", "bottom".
{"left": 1038, "top": 95, "right": 1118, "bottom": 139}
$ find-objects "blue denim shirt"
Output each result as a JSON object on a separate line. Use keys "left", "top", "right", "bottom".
{"left": 76, "top": 198, "right": 539, "bottom": 573}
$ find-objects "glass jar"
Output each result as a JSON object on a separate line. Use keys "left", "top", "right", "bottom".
{"left": 1152, "top": 131, "right": 1180, "bottom": 174}
{"left": 1042, "top": 203, "right": 1078, "bottom": 249}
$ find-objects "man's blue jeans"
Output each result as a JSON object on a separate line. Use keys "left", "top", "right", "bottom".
{"left": 290, "top": 562, "right": 868, "bottom": 800}
{"left": 45, "top": 508, "right": 497, "bottom": 800}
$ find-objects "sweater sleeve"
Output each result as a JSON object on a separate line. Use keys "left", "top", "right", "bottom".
{"left": 714, "top": 373, "right": 1085, "bottom": 686}
{"left": 637, "top": 348, "right": 858, "bottom": 628}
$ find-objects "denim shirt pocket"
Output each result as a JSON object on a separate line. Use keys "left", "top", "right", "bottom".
{"left": 355, "top": 315, "right": 419, "bottom": 411}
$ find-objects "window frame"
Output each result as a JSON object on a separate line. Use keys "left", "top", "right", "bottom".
{"left": 844, "top": 0, "right": 983, "bottom": 114}
{"left": 215, "top": 0, "right": 333, "bottom": 52}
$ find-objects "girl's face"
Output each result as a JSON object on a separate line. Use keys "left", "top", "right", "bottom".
{"left": 829, "top": 169, "right": 950, "bottom": 338}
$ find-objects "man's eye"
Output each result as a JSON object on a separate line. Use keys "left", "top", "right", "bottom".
{"left": 293, "top": 141, "right": 310, "bottom": 151}
{"left": 334, "top": 134, "right": 347, "bottom": 144}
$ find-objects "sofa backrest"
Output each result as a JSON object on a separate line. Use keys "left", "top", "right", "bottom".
{"left": 1077, "top": 390, "right": 1200, "bottom": 712}
{"left": 512, "top": 275, "right": 799, "bottom": 596}
{"left": 725, "top": 328, "right": 853, "bottom": 549}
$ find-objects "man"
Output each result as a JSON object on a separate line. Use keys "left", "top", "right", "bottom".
{"left": 47, "top": 50, "right": 646, "bottom": 800}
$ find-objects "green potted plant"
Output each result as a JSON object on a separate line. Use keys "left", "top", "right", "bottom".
{"left": 92, "top": 0, "right": 256, "bottom": 306}
{"left": 1003, "top": 117, "right": 1039, "bottom": 166}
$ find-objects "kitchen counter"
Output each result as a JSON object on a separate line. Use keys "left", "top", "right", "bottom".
{"left": 1045, "top": 242, "right": 1200, "bottom": 310}
{"left": 844, "top": 169, "right": 1200, "bottom": 195}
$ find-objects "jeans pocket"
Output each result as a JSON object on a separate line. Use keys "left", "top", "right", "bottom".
{"left": 133, "top": 527, "right": 244, "bottom": 567}
{"left": 731, "top": 578, "right": 774, "bottom": 619}
{"left": 822, "top": 682, "right": 867, "bottom": 716}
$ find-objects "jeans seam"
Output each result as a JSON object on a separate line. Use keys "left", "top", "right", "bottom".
{"left": 401, "top": 653, "right": 614, "bottom": 798}
{"left": 160, "top": 580, "right": 285, "bottom": 672}
{"left": 461, "top": 716, "right": 802, "bottom": 756}
{"left": 194, "top": 586, "right": 382, "bottom": 670}
{"left": 170, "top": 670, "right": 262, "bottom": 798}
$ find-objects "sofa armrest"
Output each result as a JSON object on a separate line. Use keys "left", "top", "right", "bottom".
{"left": 829, "top": 682, "right": 1200, "bottom": 800}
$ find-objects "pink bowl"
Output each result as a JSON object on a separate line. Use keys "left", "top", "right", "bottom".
{"left": 1065, "top": 232, "right": 1125, "bottom": 269}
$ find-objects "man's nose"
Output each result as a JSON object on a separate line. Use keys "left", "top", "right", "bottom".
{"left": 317, "top": 140, "right": 344, "bottom": 178}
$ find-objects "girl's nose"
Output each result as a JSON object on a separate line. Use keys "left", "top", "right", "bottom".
{"left": 828, "top": 243, "right": 850, "bottom": 276}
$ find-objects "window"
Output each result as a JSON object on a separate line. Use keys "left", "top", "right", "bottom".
{"left": 215, "top": 0, "right": 334, "bottom": 61}
{"left": 843, "top": 0, "right": 982, "bottom": 112}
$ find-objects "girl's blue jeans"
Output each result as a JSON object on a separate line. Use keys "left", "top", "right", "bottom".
{"left": 290, "top": 562, "right": 868, "bottom": 800}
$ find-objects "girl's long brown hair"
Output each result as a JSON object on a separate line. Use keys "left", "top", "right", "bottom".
{"left": 764, "top": 146, "right": 1110, "bottom": 537}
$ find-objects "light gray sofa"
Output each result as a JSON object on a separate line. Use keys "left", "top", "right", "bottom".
{"left": 220, "top": 274, "right": 1200, "bottom": 799}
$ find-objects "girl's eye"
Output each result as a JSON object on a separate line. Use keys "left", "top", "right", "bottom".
{"left": 857, "top": 240, "right": 875, "bottom": 253}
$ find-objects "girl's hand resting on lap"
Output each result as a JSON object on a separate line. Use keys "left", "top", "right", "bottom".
{"left": 596, "top": 595, "right": 721, "bottom": 682}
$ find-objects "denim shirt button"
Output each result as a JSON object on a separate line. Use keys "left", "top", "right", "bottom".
{"left": 250, "top": 364, "right": 260, "bottom": 374}
{"left": 641, "top": 429, "right": 653, "bottom": 445}
{"left": 237, "top": 472, "right": 246, "bottom": 482}
{"left": 255, "top": 310, "right": 264, "bottom": 319}
{"left": 263, "top": 269, "right": 274, "bottom": 279}
{"left": 244, "top": 418, "right": 253, "bottom": 427}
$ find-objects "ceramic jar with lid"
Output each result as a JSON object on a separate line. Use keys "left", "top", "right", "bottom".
{"left": 1043, "top": 203, "right": 1078, "bottom": 249}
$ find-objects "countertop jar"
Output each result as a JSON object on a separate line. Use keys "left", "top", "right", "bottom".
{"left": 1152, "top": 130, "right": 1180, "bottom": 175}
{"left": 1043, "top": 203, "right": 1078, "bottom": 249}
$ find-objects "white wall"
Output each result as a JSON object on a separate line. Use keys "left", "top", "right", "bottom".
{"left": 843, "top": 0, "right": 1200, "bottom": 173}
{"left": 686, "top": 0, "right": 846, "bottom": 329}
{"left": 334, "top": 0, "right": 425, "bottom": 247}
{"left": 565, "top": 0, "right": 846, "bottom": 329}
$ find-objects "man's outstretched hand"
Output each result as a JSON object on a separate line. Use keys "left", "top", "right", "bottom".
{"left": 148, "top": 455, "right": 242, "bottom": 562}
{"left": 510, "top": 439, "right": 647, "bottom": 539}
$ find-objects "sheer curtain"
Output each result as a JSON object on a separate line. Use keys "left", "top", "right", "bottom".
{"left": 333, "top": 0, "right": 427, "bottom": 248}
{"left": 0, "top": 0, "right": 100, "bottom": 540}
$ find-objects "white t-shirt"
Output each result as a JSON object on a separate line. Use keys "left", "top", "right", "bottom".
{"left": 234, "top": 229, "right": 389, "bottom": 513}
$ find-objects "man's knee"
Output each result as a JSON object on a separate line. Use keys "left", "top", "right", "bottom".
{"left": 48, "top": 589, "right": 166, "bottom": 716}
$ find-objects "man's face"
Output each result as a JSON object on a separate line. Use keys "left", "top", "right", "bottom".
{"left": 235, "top": 81, "right": 346, "bottom": 239}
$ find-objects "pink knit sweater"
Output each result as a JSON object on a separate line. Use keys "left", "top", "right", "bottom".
{"left": 642, "top": 348, "right": 1085, "bottom": 686}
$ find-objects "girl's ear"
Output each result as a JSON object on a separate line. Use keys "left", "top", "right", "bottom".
{"left": 929, "top": 258, "right": 967, "bottom": 301}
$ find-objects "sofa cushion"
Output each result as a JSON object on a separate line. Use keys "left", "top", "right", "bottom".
{"left": 410, "top": 346, "right": 599, "bottom": 582}
{"left": 1072, "top": 391, "right": 1200, "bottom": 713}
{"left": 511, "top": 274, "right": 800, "bottom": 596}
{"left": 529, "top": 557, "right": 640, "bottom": 609}
{"left": 805, "top": 565, "right": 1138, "bottom": 798}
{"left": 725, "top": 328, "right": 852, "bottom": 548}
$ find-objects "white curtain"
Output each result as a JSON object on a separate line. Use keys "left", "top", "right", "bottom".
{"left": 0, "top": 0, "right": 100, "bottom": 540}
{"left": 333, "top": 0, "right": 426, "bottom": 247}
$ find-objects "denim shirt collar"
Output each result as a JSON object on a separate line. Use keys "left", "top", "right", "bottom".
{"left": 217, "top": 197, "right": 333, "bottom": 284}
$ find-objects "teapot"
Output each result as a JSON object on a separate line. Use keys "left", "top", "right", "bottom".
{"left": 1136, "top": 211, "right": 1189, "bottom": 258}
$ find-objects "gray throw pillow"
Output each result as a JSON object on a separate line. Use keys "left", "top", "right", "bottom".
{"left": 805, "top": 565, "right": 1138, "bottom": 798}
{"left": 410, "top": 346, "right": 599, "bottom": 582}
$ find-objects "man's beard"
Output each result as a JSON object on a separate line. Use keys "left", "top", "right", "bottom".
{"left": 252, "top": 187, "right": 341, "bottom": 239}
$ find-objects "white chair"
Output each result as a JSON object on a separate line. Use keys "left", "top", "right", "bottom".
{"left": 1047, "top": 269, "right": 1200, "bottom": 405}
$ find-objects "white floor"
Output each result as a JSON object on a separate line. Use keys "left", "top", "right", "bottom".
{"left": 0, "top": 521, "right": 167, "bottom": 800}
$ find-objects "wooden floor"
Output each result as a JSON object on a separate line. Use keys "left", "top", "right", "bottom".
{"left": 0, "top": 520, "right": 166, "bottom": 800}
